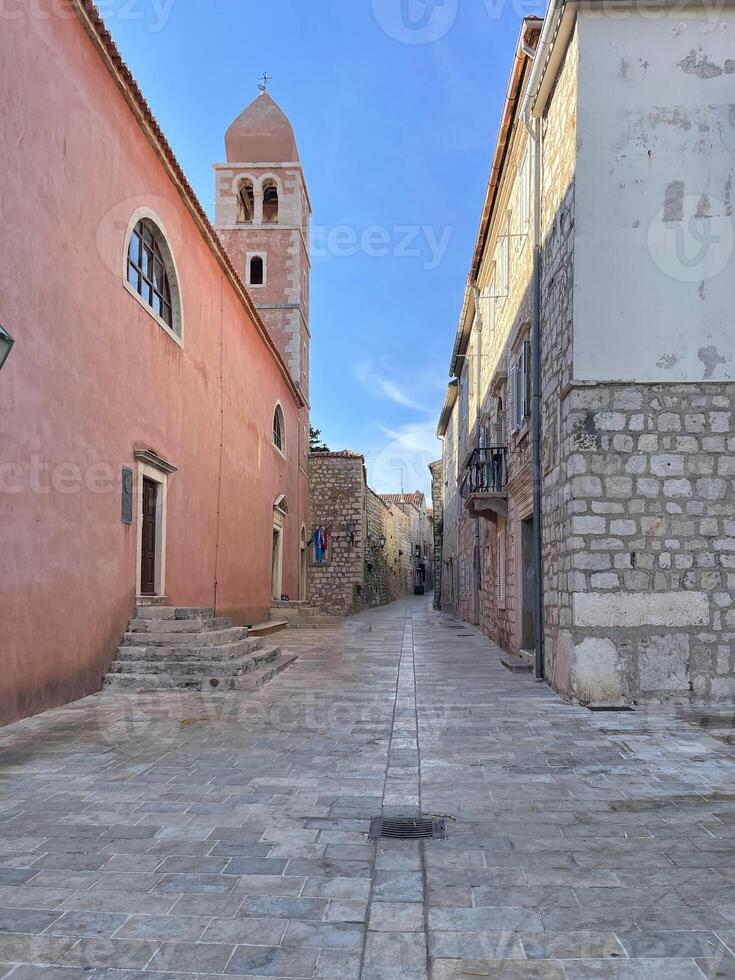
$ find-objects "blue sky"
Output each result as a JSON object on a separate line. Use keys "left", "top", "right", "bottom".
{"left": 103, "top": 0, "right": 541, "bottom": 494}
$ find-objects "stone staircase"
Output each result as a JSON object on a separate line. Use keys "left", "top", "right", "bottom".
{"left": 271, "top": 599, "right": 342, "bottom": 630}
{"left": 104, "top": 606, "right": 297, "bottom": 693}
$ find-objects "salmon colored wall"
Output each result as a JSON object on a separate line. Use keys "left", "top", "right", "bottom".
{"left": 0, "top": 5, "right": 308, "bottom": 725}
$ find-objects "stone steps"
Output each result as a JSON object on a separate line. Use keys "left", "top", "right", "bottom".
{"left": 128, "top": 616, "right": 231, "bottom": 634}
{"left": 249, "top": 619, "right": 289, "bottom": 637}
{"left": 121, "top": 626, "right": 250, "bottom": 648}
{"left": 103, "top": 606, "right": 297, "bottom": 694}
{"left": 109, "top": 646, "right": 278, "bottom": 678}
{"left": 115, "top": 636, "right": 262, "bottom": 663}
{"left": 270, "top": 604, "right": 342, "bottom": 630}
{"left": 234, "top": 652, "right": 298, "bottom": 691}
{"left": 104, "top": 650, "right": 297, "bottom": 693}
{"left": 133, "top": 606, "right": 215, "bottom": 620}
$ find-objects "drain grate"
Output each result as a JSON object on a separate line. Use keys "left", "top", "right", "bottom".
{"left": 586, "top": 704, "right": 634, "bottom": 712}
{"left": 370, "top": 816, "right": 446, "bottom": 840}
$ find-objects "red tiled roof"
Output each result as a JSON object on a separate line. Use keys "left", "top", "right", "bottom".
{"left": 309, "top": 450, "right": 364, "bottom": 460}
{"left": 71, "top": 0, "right": 304, "bottom": 408}
{"left": 380, "top": 492, "right": 426, "bottom": 509}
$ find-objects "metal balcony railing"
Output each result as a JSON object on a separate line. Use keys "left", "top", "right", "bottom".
{"left": 460, "top": 446, "right": 508, "bottom": 500}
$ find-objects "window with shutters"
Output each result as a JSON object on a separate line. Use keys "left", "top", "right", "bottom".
{"left": 499, "top": 216, "right": 510, "bottom": 301}
{"left": 483, "top": 284, "right": 495, "bottom": 343}
{"left": 518, "top": 149, "right": 530, "bottom": 238}
{"left": 496, "top": 520, "right": 507, "bottom": 609}
{"left": 509, "top": 340, "right": 531, "bottom": 433}
{"left": 459, "top": 363, "right": 470, "bottom": 433}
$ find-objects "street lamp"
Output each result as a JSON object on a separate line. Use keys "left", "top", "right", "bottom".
{"left": 0, "top": 326, "right": 14, "bottom": 372}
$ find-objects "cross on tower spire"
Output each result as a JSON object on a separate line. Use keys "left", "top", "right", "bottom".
{"left": 258, "top": 72, "right": 273, "bottom": 93}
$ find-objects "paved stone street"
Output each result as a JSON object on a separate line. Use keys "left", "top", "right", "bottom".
{"left": 1, "top": 597, "right": 735, "bottom": 979}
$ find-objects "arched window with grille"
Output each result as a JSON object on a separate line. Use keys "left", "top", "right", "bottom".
{"left": 273, "top": 404, "right": 285, "bottom": 453}
{"left": 126, "top": 217, "right": 181, "bottom": 339}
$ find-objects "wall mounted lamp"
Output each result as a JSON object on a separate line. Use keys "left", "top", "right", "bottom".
{"left": 0, "top": 326, "right": 15, "bottom": 372}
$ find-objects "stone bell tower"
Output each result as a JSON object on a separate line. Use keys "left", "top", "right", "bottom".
{"left": 214, "top": 90, "right": 311, "bottom": 397}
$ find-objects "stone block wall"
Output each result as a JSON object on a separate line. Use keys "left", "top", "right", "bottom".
{"left": 538, "top": 24, "right": 578, "bottom": 692}
{"left": 386, "top": 502, "right": 412, "bottom": 600}
{"left": 307, "top": 452, "right": 365, "bottom": 616}
{"left": 430, "top": 460, "right": 443, "bottom": 609}
{"left": 363, "top": 490, "right": 392, "bottom": 609}
{"left": 308, "top": 453, "right": 414, "bottom": 616}
{"left": 561, "top": 383, "right": 735, "bottom": 703}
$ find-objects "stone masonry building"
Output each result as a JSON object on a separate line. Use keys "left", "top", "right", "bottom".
{"left": 435, "top": 5, "right": 735, "bottom": 704}
{"left": 307, "top": 452, "right": 414, "bottom": 615}
{"left": 380, "top": 492, "right": 435, "bottom": 594}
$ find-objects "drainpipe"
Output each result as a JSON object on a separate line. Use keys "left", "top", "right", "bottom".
{"left": 473, "top": 287, "right": 483, "bottom": 627}
{"left": 520, "top": 1, "right": 565, "bottom": 681}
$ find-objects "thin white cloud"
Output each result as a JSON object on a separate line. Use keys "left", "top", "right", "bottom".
{"left": 353, "top": 359, "right": 426, "bottom": 411}
{"left": 364, "top": 420, "right": 441, "bottom": 497}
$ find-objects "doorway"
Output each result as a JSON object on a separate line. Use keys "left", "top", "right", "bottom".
{"left": 272, "top": 526, "right": 283, "bottom": 600}
{"left": 300, "top": 526, "right": 307, "bottom": 600}
{"left": 271, "top": 498, "right": 288, "bottom": 602}
{"left": 521, "top": 516, "right": 536, "bottom": 651}
{"left": 140, "top": 477, "right": 158, "bottom": 596}
{"left": 134, "top": 451, "right": 174, "bottom": 600}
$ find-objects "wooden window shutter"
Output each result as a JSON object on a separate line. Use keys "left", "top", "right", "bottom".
{"left": 508, "top": 362, "right": 516, "bottom": 433}
{"left": 496, "top": 522, "right": 506, "bottom": 609}
{"left": 522, "top": 340, "right": 531, "bottom": 423}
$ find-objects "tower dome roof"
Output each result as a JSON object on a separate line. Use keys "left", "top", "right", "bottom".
{"left": 225, "top": 92, "right": 300, "bottom": 164}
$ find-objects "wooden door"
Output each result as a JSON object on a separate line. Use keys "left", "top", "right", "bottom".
{"left": 141, "top": 477, "right": 158, "bottom": 595}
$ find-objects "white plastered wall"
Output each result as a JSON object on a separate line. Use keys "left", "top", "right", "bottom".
{"left": 573, "top": 5, "right": 735, "bottom": 382}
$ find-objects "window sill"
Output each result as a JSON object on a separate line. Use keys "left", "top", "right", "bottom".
{"left": 513, "top": 422, "right": 529, "bottom": 446}
{"left": 272, "top": 442, "right": 287, "bottom": 462}
{"left": 124, "top": 280, "right": 183, "bottom": 348}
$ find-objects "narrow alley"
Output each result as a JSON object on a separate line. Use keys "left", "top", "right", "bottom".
{"left": 0, "top": 597, "right": 734, "bottom": 979}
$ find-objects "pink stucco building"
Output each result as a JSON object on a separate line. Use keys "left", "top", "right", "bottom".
{"left": 0, "top": 0, "right": 311, "bottom": 724}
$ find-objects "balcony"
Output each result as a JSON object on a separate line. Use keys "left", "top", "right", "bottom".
{"left": 460, "top": 446, "right": 508, "bottom": 519}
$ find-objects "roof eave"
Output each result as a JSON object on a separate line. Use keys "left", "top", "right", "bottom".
{"left": 72, "top": 0, "right": 306, "bottom": 409}
{"left": 437, "top": 380, "right": 459, "bottom": 438}
{"left": 447, "top": 17, "right": 542, "bottom": 381}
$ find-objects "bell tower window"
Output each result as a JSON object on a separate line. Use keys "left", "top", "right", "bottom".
{"left": 237, "top": 180, "right": 255, "bottom": 224}
{"left": 263, "top": 180, "right": 279, "bottom": 224}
